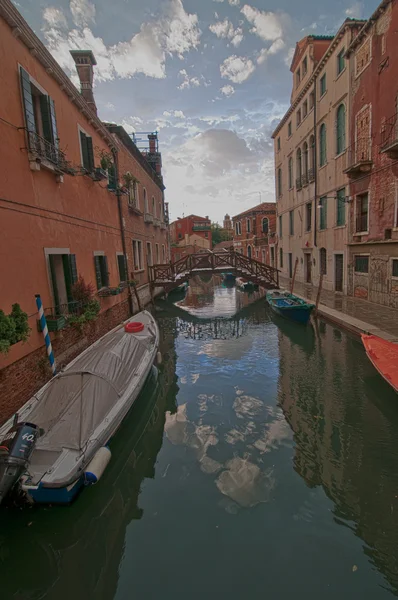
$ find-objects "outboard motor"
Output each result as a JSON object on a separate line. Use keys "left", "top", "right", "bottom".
{"left": 0, "top": 422, "right": 39, "bottom": 504}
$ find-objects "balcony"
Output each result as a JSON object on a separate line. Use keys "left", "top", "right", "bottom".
{"left": 343, "top": 137, "right": 373, "bottom": 177}
{"left": 128, "top": 197, "right": 142, "bottom": 214}
{"left": 27, "top": 130, "right": 73, "bottom": 174}
{"left": 160, "top": 222, "right": 167, "bottom": 230}
{"left": 308, "top": 167, "right": 315, "bottom": 183}
{"left": 153, "top": 217, "right": 161, "bottom": 227}
{"left": 296, "top": 176, "right": 302, "bottom": 190}
{"left": 192, "top": 223, "right": 211, "bottom": 231}
{"left": 355, "top": 214, "right": 369, "bottom": 234}
{"left": 144, "top": 212, "right": 154, "bottom": 224}
{"left": 380, "top": 113, "right": 398, "bottom": 158}
{"left": 302, "top": 172, "right": 308, "bottom": 187}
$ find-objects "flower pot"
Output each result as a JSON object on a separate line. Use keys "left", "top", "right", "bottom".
{"left": 37, "top": 315, "right": 67, "bottom": 332}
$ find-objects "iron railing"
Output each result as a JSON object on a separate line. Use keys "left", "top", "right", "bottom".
{"left": 27, "top": 130, "right": 71, "bottom": 173}
{"left": 380, "top": 113, "right": 398, "bottom": 150}
{"left": 302, "top": 172, "right": 308, "bottom": 186}
{"left": 296, "top": 176, "right": 302, "bottom": 190}
{"left": 355, "top": 213, "right": 369, "bottom": 233}
{"left": 308, "top": 167, "right": 315, "bottom": 182}
{"left": 346, "top": 137, "right": 372, "bottom": 170}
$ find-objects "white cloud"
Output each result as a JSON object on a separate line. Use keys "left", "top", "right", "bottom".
{"left": 220, "top": 55, "right": 255, "bottom": 84}
{"left": 42, "top": 0, "right": 201, "bottom": 82}
{"left": 345, "top": 2, "right": 364, "bottom": 18}
{"left": 104, "top": 101, "right": 115, "bottom": 110}
{"left": 163, "top": 110, "right": 186, "bottom": 118}
{"left": 70, "top": 0, "right": 96, "bottom": 27}
{"left": 220, "top": 84, "right": 235, "bottom": 97}
{"left": 209, "top": 18, "right": 243, "bottom": 47}
{"left": 284, "top": 46, "right": 295, "bottom": 67}
{"left": 241, "top": 4, "right": 283, "bottom": 41}
{"left": 178, "top": 69, "right": 202, "bottom": 89}
{"left": 228, "top": 0, "right": 240, "bottom": 5}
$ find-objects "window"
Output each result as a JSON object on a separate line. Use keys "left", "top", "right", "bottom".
{"left": 306, "top": 202, "right": 312, "bottom": 232}
{"left": 392, "top": 259, "right": 398, "bottom": 278}
{"left": 297, "top": 109, "right": 301, "bottom": 126}
{"left": 235, "top": 221, "right": 242, "bottom": 235}
{"left": 337, "top": 48, "right": 345, "bottom": 75}
{"left": 319, "top": 196, "right": 327, "bottom": 230}
{"left": 79, "top": 130, "right": 94, "bottom": 172}
{"left": 247, "top": 218, "right": 251, "bottom": 233}
{"left": 302, "top": 56, "right": 308, "bottom": 75}
{"left": 162, "top": 244, "right": 166, "bottom": 262}
{"left": 320, "top": 248, "right": 327, "bottom": 275}
{"left": 143, "top": 188, "right": 149, "bottom": 213}
{"left": 279, "top": 215, "right": 283, "bottom": 237}
{"left": 336, "top": 188, "right": 346, "bottom": 226}
{"left": 320, "top": 73, "right": 326, "bottom": 96}
{"left": 303, "top": 142, "right": 308, "bottom": 179}
{"left": 20, "top": 67, "right": 61, "bottom": 165}
{"left": 146, "top": 242, "right": 153, "bottom": 267}
{"left": 356, "top": 193, "right": 369, "bottom": 232}
{"left": 309, "top": 135, "right": 315, "bottom": 173}
{"left": 279, "top": 248, "right": 283, "bottom": 268}
{"left": 116, "top": 254, "right": 128, "bottom": 282}
{"left": 152, "top": 196, "right": 156, "bottom": 217}
{"left": 277, "top": 168, "right": 282, "bottom": 197}
{"left": 155, "top": 243, "right": 160, "bottom": 264}
{"left": 309, "top": 91, "right": 315, "bottom": 110}
{"left": 319, "top": 123, "right": 327, "bottom": 166}
{"left": 354, "top": 255, "right": 369, "bottom": 273}
{"left": 46, "top": 252, "right": 78, "bottom": 311}
{"left": 128, "top": 180, "right": 139, "bottom": 209}
{"left": 94, "top": 255, "right": 109, "bottom": 289}
{"left": 286, "top": 157, "right": 292, "bottom": 189}
{"left": 262, "top": 218, "right": 269, "bottom": 234}
{"left": 288, "top": 121, "right": 292, "bottom": 137}
{"left": 296, "top": 149, "right": 302, "bottom": 183}
{"left": 296, "top": 68, "right": 301, "bottom": 87}
{"left": 289, "top": 210, "right": 294, "bottom": 235}
{"left": 288, "top": 253, "right": 293, "bottom": 278}
{"left": 336, "top": 104, "right": 346, "bottom": 155}
{"left": 277, "top": 137, "right": 281, "bottom": 151}
{"left": 303, "top": 100, "right": 308, "bottom": 118}
{"left": 132, "top": 240, "right": 143, "bottom": 271}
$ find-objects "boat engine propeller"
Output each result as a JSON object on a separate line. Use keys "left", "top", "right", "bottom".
{"left": 0, "top": 421, "right": 40, "bottom": 504}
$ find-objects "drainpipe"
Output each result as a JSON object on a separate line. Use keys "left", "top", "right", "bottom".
{"left": 313, "top": 75, "right": 318, "bottom": 248}
{"left": 112, "top": 147, "right": 134, "bottom": 316}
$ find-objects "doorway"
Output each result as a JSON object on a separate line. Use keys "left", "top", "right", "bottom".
{"left": 247, "top": 245, "right": 252, "bottom": 259}
{"left": 335, "top": 254, "right": 344, "bottom": 292}
{"left": 48, "top": 253, "right": 77, "bottom": 313}
{"left": 305, "top": 253, "right": 312, "bottom": 284}
{"left": 288, "top": 253, "right": 293, "bottom": 278}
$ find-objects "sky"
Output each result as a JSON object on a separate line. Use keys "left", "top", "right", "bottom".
{"left": 15, "top": 0, "right": 376, "bottom": 223}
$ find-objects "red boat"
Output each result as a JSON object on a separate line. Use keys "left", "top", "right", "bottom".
{"left": 361, "top": 334, "right": 398, "bottom": 393}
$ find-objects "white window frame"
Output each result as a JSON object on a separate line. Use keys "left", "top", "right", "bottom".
{"left": 146, "top": 241, "right": 153, "bottom": 267}
{"left": 132, "top": 240, "right": 143, "bottom": 272}
{"left": 247, "top": 218, "right": 251, "bottom": 233}
{"left": 77, "top": 124, "right": 92, "bottom": 168}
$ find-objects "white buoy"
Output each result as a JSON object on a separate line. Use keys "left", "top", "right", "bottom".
{"left": 84, "top": 447, "right": 111, "bottom": 484}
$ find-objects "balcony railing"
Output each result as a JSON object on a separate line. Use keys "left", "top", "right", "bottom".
{"left": 380, "top": 113, "right": 398, "bottom": 157}
{"left": 343, "top": 137, "right": 373, "bottom": 177}
{"left": 27, "top": 130, "right": 72, "bottom": 174}
{"left": 153, "top": 217, "right": 161, "bottom": 227}
{"left": 308, "top": 167, "right": 315, "bottom": 182}
{"left": 302, "top": 172, "right": 308, "bottom": 186}
{"left": 355, "top": 214, "right": 369, "bottom": 234}
{"left": 160, "top": 222, "right": 167, "bottom": 230}
{"left": 144, "top": 212, "right": 154, "bottom": 223}
{"left": 192, "top": 224, "right": 211, "bottom": 231}
{"left": 296, "top": 176, "right": 302, "bottom": 190}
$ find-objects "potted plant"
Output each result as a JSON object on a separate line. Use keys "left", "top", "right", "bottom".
{"left": 1, "top": 303, "right": 31, "bottom": 354}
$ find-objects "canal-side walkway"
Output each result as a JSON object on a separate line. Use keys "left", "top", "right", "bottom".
{"left": 279, "top": 277, "right": 398, "bottom": 341}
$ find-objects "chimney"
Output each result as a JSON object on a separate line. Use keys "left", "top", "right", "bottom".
{"left": 70, "top": 50, "right": 97, "bottom": 114}
{"left": 147, "top": 132, "right": 162, "bottom": 176}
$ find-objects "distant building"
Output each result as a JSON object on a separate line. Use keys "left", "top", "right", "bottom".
{"left": 232, "top": 203, "right": 277, "bottom": 265}
{"left": 223, "top": 214, "right": 233, "bottom": 231}
{"left": 169, "top": 214, "right": 212, "bottom": 260}
{"left": 213, "top": 240, "right": 234, "bottom": 252}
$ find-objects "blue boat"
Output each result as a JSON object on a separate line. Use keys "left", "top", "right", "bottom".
{"left": 266, "top": 290, "right": 314, "bottom": 324}
{"left": 222, "top": 272, "right": 236, "bottom": 282}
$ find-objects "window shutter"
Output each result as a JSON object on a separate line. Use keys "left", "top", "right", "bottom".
{"left": 108, "top": 163, "right": 117, "bottom": 190}
{"left": 80, "top": 131, "right": 89, "bottom": 170}
{"left": 39, "top": 95, "right": 53, "bottom": 143}
{"left": 103, "top": 256, "right": 110, "bottom": 286}
{"left": 48, "top": 254, "right": 60, "bottom": 311}
{"left": 62, "top": 254, "right": 74, "bottom": 305}
{"left": 94, "top": 256, "right": 102, "bottom": 289}
{"left": 117, "top": 255, "right": 127, "bottom": 281}
{"left": 49, "top": 97, "right": 59, "bottom": 149}
{"left": 20, "top": 67, "right": 36, "bottom": 133}
{"left": 69, "top": 254, "right": 78, "bottom": 284}
{"left": 86, "top": 136, "right": 95, "bottom": 172}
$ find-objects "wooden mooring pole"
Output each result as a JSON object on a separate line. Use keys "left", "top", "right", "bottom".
{"left": 315, "top": 273, "right": 324, "bottom": 316}
{"left": 290, "top": 257, "right": 299, "bottom": 294}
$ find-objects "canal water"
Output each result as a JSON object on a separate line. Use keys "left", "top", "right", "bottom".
{"left": 1, "top": 275, "right": 398, "bottom": 599}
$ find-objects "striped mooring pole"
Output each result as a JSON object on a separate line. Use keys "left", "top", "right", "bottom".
{"left": 35, "top": 294, "right": 56, "bottom": 375}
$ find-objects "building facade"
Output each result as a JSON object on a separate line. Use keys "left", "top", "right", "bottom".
{"left": 345, "top": 0, "right": 398, "bottom": 307}
{"left": 170, "top": 214, "right": 212, "bottom": 260}
{"left": 232, "top": 202, "right": 277, "bottom": 264}
{"left": 272, "top": 21, "right": 364, "bottom": 292}
{"left": 0, "top": 0, "right": 168, "bottom": 420}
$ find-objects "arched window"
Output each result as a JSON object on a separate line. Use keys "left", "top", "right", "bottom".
{"left": 288, "top": 157, "right": 293, "bottom": 189}
{"left": 262, "top": 218, "right": 269, "bottom": 234}
{"left": 319, "top": 124, "right": 327, "bottom": 166}
{"left": 309, "top": 135, "right": 315, "bottom": 171}
{"left": 152, "top": 196, "right": 156, "bottom": 217}
{"left": 247, "top": 245, "right": 252, "bottom": 259}
{"left": 277, "top": 168, "right": 282, "bottom": 197}
{"left": 247, "top": 218, "right": 251, "bottom": 233}
{"left": 320, "top": 247, "right": 327, "bottom": 275}
{"left": 303, "top": 142, "right": 308, "bottom": 179}
{"left": 336, "top": 104, "right": 346, "bottom": 155}
{"left": 143, "top": 188, "right": 148, "bottom": 212}
{"left": 296, "top": 148, "right": 302, "bottom": 183}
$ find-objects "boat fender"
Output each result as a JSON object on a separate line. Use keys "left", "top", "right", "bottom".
{"left": 84, "top": 447, "right": 111, "bottom": 485}
{"left": 156, "top": 351, "right": 162, "bottom": 365}
{"left": 125, "top": 321, "right": 144, "bottom": 333}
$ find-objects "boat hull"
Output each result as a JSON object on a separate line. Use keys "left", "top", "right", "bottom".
{"left": 266, "top": 291, "right": 314, "bottom": 325}
{"left": 361, "top": 334, "right": 398, "bottom": 393}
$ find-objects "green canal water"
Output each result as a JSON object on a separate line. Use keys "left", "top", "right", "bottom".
{"left": 1, "top": 276, "right": 398, "bottom": 599}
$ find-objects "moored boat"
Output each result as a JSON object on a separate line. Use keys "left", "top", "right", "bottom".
{"left": 169, "top": 281, "right": 188, "bottom": 294}
{"left": 361, "top": 334, "right": 398, "bottom": 393}
{"left": 236, "top": 277, "right": 258, "bottom": 292}
{"left": 222, "top": 272, "right": 236, "bottom": 282}
{"left": 0, "top": 310, "right": 159, "bottom": 505}
{"left": 266, "top": 290, "right": 314, "bottom": 324}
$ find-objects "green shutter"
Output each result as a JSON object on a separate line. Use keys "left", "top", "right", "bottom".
{"left": 62, "top": 254, "right": 73, "bottom": 305}
{"left": 39, "top": 95, "right": 52, "bottom": 143}
{"left": 103, "top": 256, "right": 109, "bottom": 287}
{"left": 20, "top": 67, "right": 36, "bottom": 134}
{"left": 117, "top": 255, "right": 127, "bottom": 281}
{"left": 80, "top": 131, "right": 89, "bottom": 170}
{"left": 48, "top": 254, "right": 60, "bottom": 312}
{"left": 49, "top": 97, "right": 59, "bottom": 149}
{"left": 108, "top": 163, "right": 117, "bottom": 190}
{"left": 69, "top": 254, "right": 78, "bottom": 284}
{"left": 94, "top": 256, "right": 102, "bottom": 289}
{"left": 86, "top": 136, "right": 94, "bottom": 172}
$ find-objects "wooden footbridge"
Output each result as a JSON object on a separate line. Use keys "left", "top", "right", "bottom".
{"left": 150, "top": 250, "right": 279, "bottom": 293}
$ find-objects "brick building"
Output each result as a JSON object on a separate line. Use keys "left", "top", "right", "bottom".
{"left": 170, "top": 214, "right": 212, "bottom": 261}
{"left": 232, "top": 203, "right": 277, "bottom": 265}
{"left": 345, "top": 0, "right": 398, "bottom": 307}
{"left": 0, "top": 0, "right": 168, "bottom": 421}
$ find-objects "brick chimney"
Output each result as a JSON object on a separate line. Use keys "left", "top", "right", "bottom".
{"left": 146, "top": 132, "right": 162, "bottom": 176}
{"left": 70, "top": 50, "right": 97, "bottom": 114}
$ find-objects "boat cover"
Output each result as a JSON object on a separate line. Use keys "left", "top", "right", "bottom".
{"left": 28, "top": 327, "right": 154, "bottom": 452}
